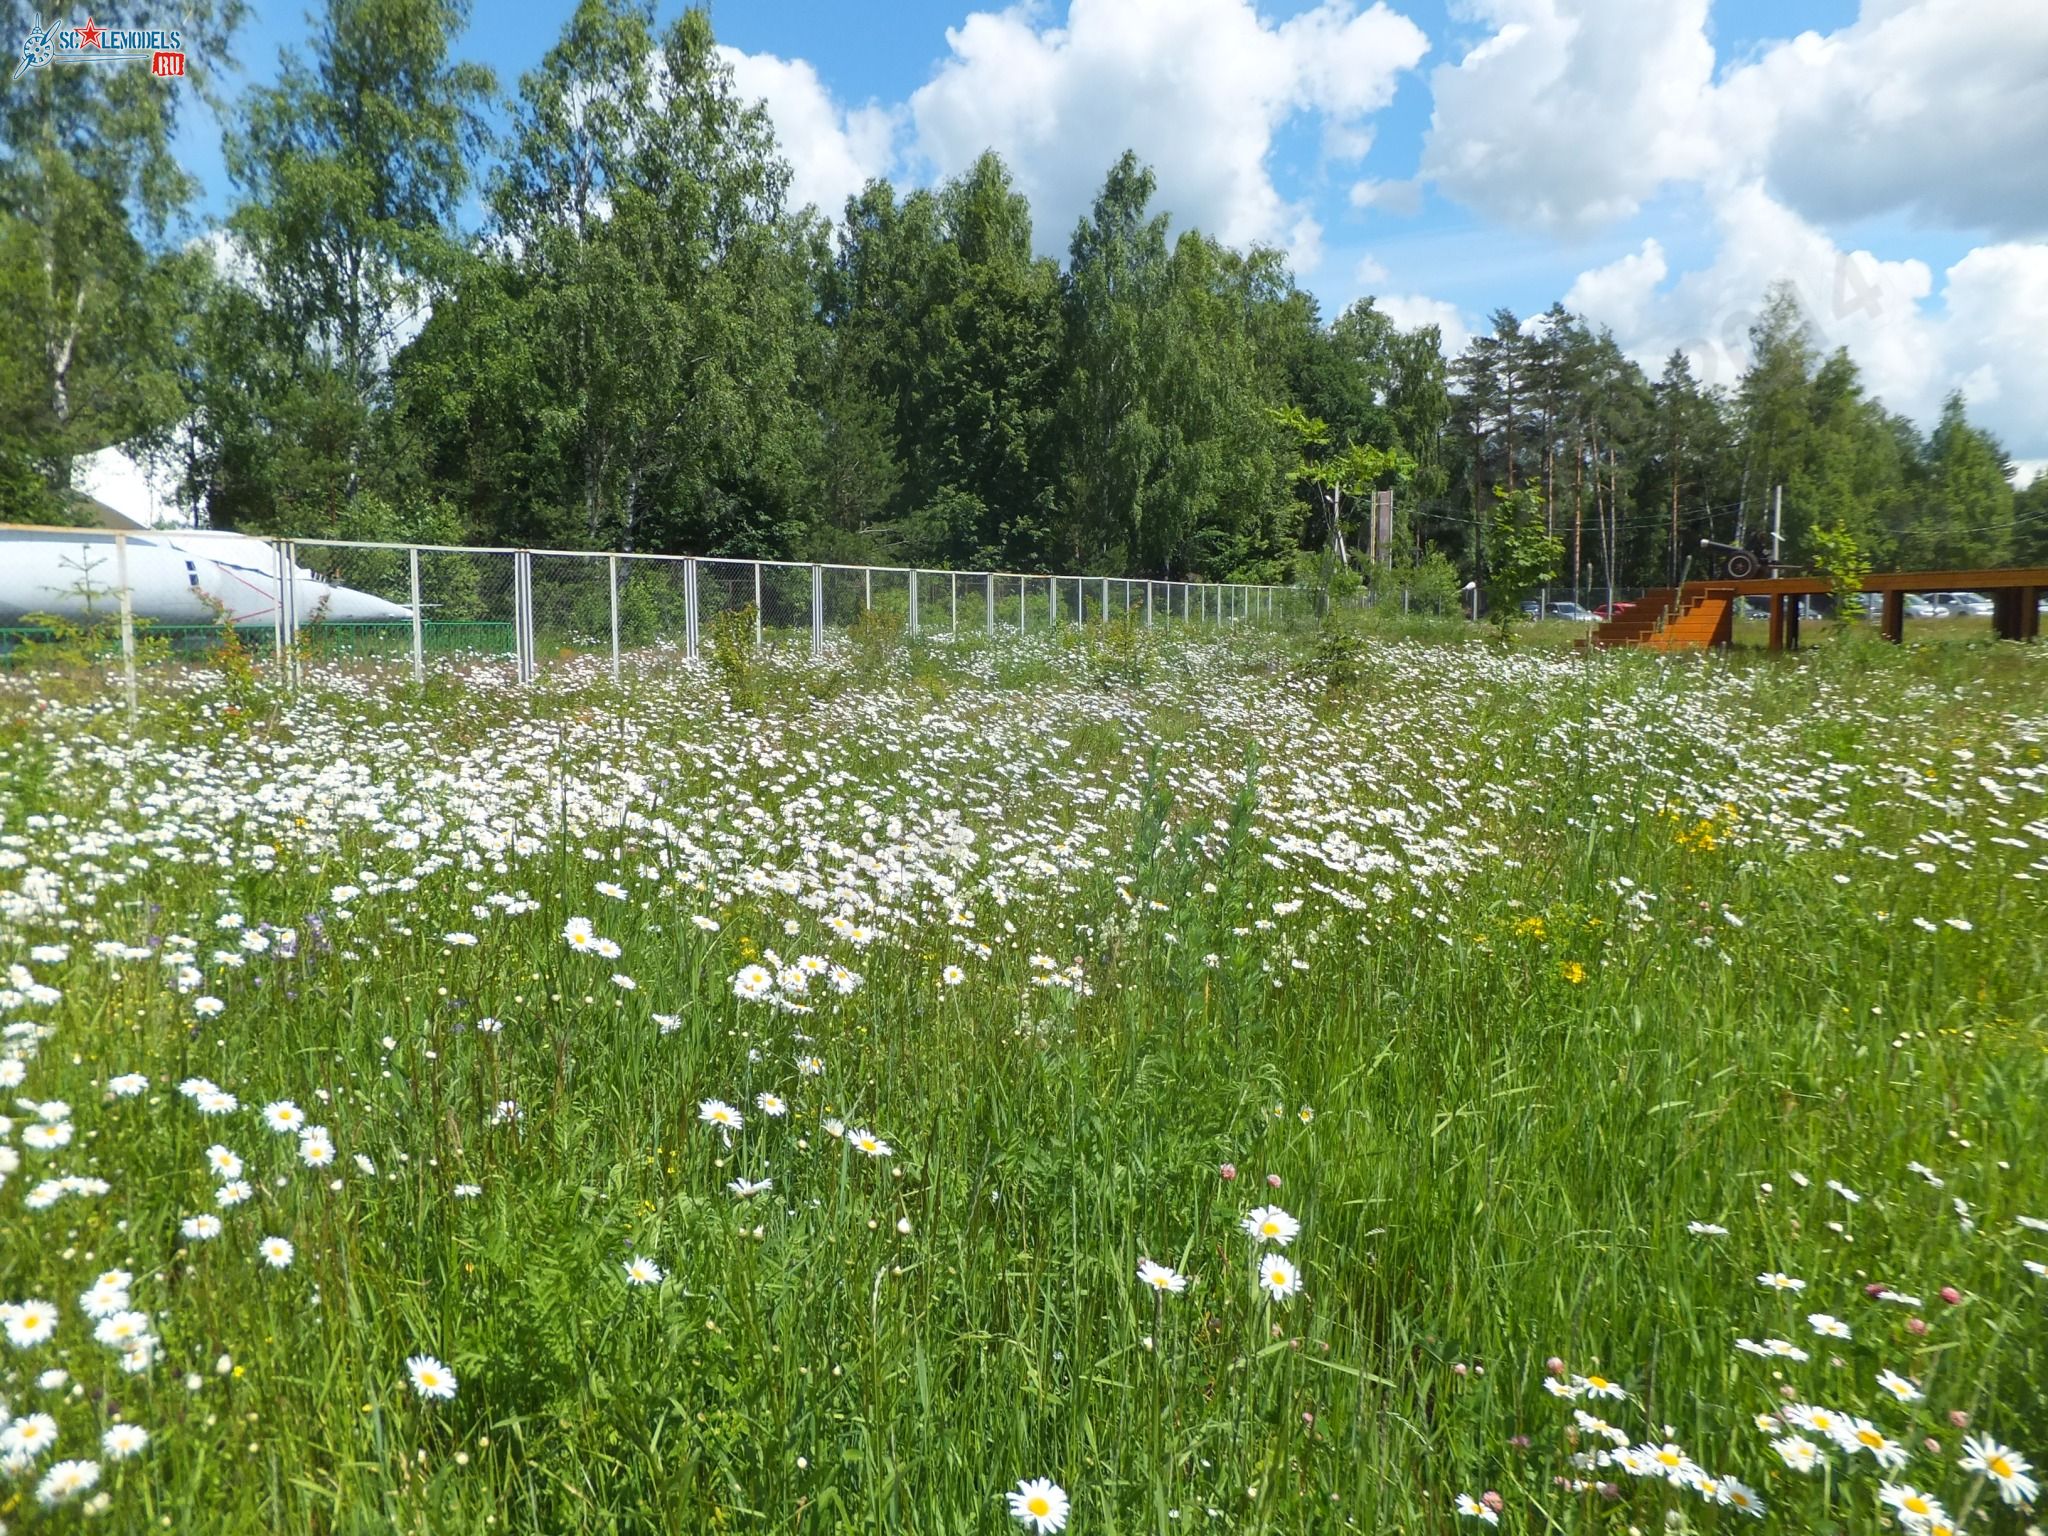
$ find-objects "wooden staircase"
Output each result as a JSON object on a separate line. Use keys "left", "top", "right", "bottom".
{"left": 1585, "top": 584, "right": 1735, "bottom": 650}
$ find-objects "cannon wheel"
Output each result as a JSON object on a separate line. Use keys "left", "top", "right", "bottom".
{"left": 1723, "top": 550, "right": 1761, "bottom": 580}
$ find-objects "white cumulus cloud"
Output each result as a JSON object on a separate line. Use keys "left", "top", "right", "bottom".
{"left": 1566, "top": 184, "right": 1935, "bottom": 401}
{"left": 1421, "top": 0, "right": 1718, "bottom": 235}
{"left": 1712, "top": 0, "right": 2048, "bottom": 240}
{"left": 718, "top": 47, "right": 901, "bottom": 220}
{"left": 905, "top": 0, "right": 1429, "bottom": 268}
{"left": 1934, "top": 243, "right": 2048, "bottom": 453}
{"left": 1374, "top": 292, "right": 1475, "bottom": 353}
{"left": 1565, "top": 184, "right": 2048, "bottom": 456}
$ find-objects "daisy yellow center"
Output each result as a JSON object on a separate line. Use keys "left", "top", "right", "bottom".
{"left": 1261, "top": 1221, "right": 1279, "bottom": 1234}
{"left": 1151, "top": 1275, "right": 1168, "bottom": 1288}
{"left": 1268, "top": 1268, "right": 1286, "bottom": 1283}
{"left": 1989, "top": 1455, "right": 2013, "bottom": 1478}
{"left": 1857, "top": 1430, "right": 1883, "bottom": 1449}
{"left": 1732, "top": 1493, "right": 1753, "bottom": 1507}
{"left": 1903, "top": 1496, "right": 1931, "bottom": 1515}
{"left": 1027, "top": 1495, "right": 1050, "bottom": 1516}
{"left": 1585, "top": 1376, "right": 1610, "bottom": 1390}
{"left": 1656, "top": 1451, "right": 1680, "bottom": 1467}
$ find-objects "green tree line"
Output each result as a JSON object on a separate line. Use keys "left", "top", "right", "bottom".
{"left": 4, "top": 0, "right": 2042, "bottom": 587}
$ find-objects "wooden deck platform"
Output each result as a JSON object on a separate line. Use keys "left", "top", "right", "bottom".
{"left": 1588, "top": 568, "right": 2047, "bottom": 651}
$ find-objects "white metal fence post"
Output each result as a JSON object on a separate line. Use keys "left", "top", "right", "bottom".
{"left": 283, "top": 540, "right": 301, "bottom": 687}
{"left": 811, "top": 564, "right": 823, "bottom": 657}
{"left": 270, "top": 539, "right": 286, "bottom": 668}
{"left": 608, "top": 554, "right": 620, "bottom": 680}
{"left": 114, "top": 532, "right": 137, "bottom": 718}
{"left": 511, "top": 551, "right": 523, "bottom": 680}
{"left": 908, "top": 569, "right": 919, "bottom": 635}
{"left": 752, "top": 562, "right": 763, "bottom": 648}
{"left": 516, "top": 550, "right": 536, "bottom": 682}
{"left": 986, "top": 573, "right": 994, "bottom": 638}
{"left": 951, "top": 572, "right": 958, "bottom": 633}
{"left": 863, "top": 566, "right": 871, "bottom": 611}
{"left": 684, "top": 556, "right": 699, "bottom": 661}
{"left": 409, "top": 546, "right": 425, "bottom": 683}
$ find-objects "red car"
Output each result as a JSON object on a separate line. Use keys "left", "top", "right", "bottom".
{"left": 1590, "top": 600, "right": 1636, "bottom": 620}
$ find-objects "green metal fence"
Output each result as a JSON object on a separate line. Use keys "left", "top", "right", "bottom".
{"left": 0, "top": 620, "right": 515, "bottom": 671}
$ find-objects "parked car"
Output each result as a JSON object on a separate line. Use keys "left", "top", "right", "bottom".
{"left": 1591, "top": 600, "right": 1637, "bottom": 620}
{"left": 1867, "top": 595, "right": 1945, "bottom": 619}
{"left": 1546, "top": 601, "right": 1597, "bottom": 622}
{"left": 1876, "top": 594, "right": 1949, "bottom": 619}
{"left": 1931, "top": 591, "right": 1994, "bottom": 618}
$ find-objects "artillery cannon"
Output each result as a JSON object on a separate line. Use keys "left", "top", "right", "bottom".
{"left": 1698, "top": 535, "right": 1804, "bottom": 581}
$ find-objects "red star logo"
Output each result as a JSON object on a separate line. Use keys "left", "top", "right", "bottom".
{"left": 75, "top": 16, "right": 103, "bottom": 48}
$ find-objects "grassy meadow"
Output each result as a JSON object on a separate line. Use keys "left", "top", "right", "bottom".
{"left": 0, "top": 616, "right": 2044, "bottom": 1534}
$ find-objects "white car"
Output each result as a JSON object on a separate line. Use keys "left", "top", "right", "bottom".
{"left": 1867, "top": 594, "right": 1948, "bottom": 621}
{"left": 1931, "top": 591, "right": 1994, "bottom": 618}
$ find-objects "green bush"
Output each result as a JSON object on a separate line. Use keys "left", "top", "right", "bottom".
{"left": 707, "top": 603, "right": 764, "bottom": 711}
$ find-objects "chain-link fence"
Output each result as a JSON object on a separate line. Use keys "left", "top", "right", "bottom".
{"left": 0, "top": 526, "right": 1296, "bottom": 703}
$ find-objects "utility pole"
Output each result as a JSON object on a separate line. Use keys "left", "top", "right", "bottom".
{"left": 1771, "top": 484, "right": 1783, "bottom": 568}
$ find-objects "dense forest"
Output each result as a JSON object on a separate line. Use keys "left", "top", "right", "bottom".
{"left": 4, "top": 0, "right": 2043, "bottom": 595}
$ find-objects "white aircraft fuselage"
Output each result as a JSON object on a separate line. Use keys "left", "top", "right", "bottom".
{"left": 0, "top": 530, "right": 413, "bottom": 627}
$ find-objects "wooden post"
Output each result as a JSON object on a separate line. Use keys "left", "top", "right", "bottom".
{"left": 1787, "top": 594, "right": 1801, "bottom": 651}
{"left": 1767, "top": 594, "right": 1785, "bottom": 653}
{"left": 1998, "top": 585, "right": 2031, "bottom": 638}
{"left": 1880, "top": 589, "right": 1904, "bottom": 644}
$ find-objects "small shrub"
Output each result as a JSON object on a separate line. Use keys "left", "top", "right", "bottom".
{"left": 1305, "top": 613, "right": 1367, "bottom": 696}
{"left": 707, "top": 604, "right": 764, "bottom": 711}
{"left": 1087, "top": 616, "right": 1150, "bottom": 689}
{"left": 848, "top": 605, "right": 905, "bottom": 677}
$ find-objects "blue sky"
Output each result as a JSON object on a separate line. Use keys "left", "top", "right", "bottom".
{"left": 160, "top": 0, "right": 2048, "bottom": 465}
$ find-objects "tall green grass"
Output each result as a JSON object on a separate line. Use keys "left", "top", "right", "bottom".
{"left": 0, "top": 626, "right": 2041, "bottom": 1534}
